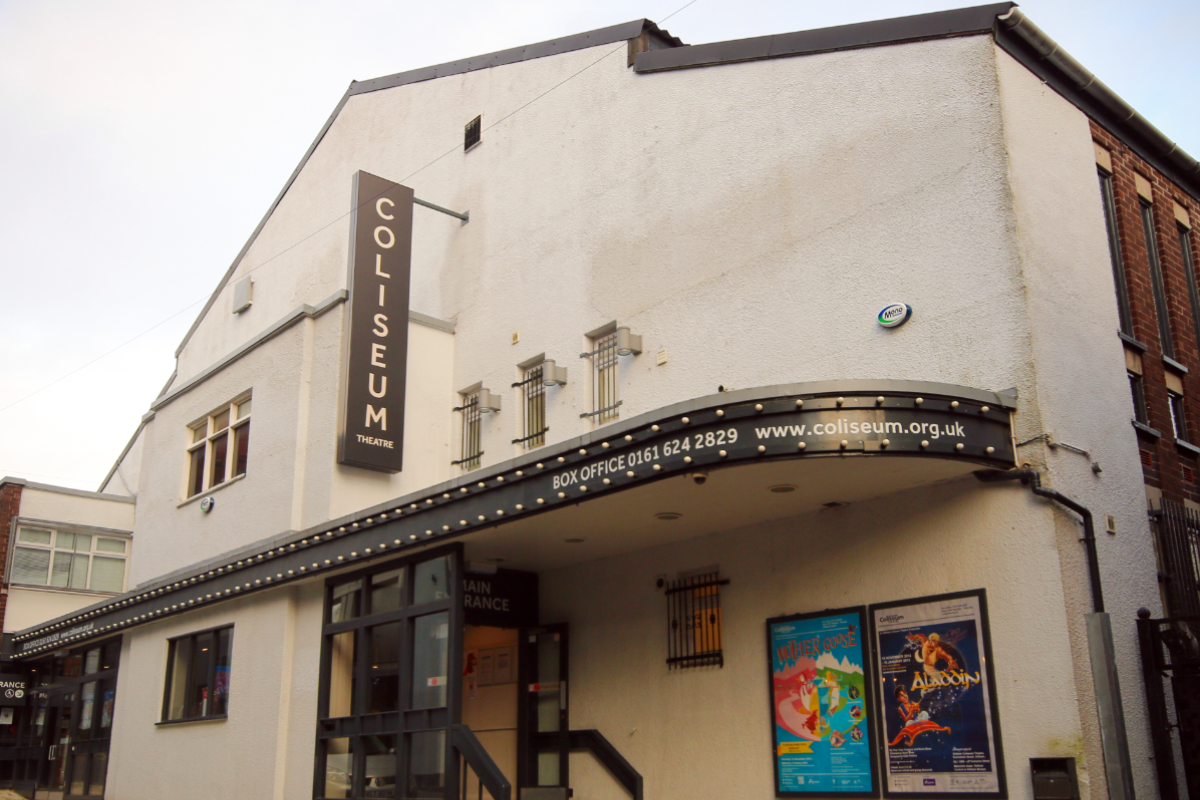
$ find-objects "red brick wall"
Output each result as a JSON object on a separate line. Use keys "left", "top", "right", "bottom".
{"left": 1092, "top": 121, "right": 1200, "bottom": 504}
{"left": 0, "top": 482, "right": 22, "bottom": 632}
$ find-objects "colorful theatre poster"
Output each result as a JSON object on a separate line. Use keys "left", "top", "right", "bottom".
{"left": 768, "top": 607, "right": 878, "bottom": 797}
{"left": 870, "top": 590, "right": 1006, "bottom": 798}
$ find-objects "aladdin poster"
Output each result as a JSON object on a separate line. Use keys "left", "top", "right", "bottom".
{"left": 870, "top": 590, "right": 1006, "bottom": 798}
{"left": 768, "top": 607, "right": 878, "bottom": 797}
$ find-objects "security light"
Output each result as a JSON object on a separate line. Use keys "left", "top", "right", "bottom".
{"left": 477, "top": 388, "right": 502, "bottom": 414}
{"left": 541, "top": 360, "right": 568, "bottom": 386}
{"left": 616, "top": 326, "right": 643, "bottom": 356}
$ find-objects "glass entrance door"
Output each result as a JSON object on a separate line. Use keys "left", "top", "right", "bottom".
{"left": 518, "top": 625, "right": 568, "bottom": 798}
{"left": 48, "top": 691, "right": 74, "bottom": 795}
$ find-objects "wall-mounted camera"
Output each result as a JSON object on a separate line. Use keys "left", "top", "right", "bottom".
{"left": 688, "top": 471, "right": 709, "bottom": 486}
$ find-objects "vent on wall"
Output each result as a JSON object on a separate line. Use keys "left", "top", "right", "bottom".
{"left": 1184, "top": 464, "right": 1196, "bottom": 486}
{"left": 1141, "top": 449, "right": 1155, "bottom": 470}
{"left": 464, "top": 115, "right": 481, "bottom": 152}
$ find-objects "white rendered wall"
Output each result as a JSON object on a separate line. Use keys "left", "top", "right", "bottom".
{"left": 539, "top": 480, "right": 1080, "bottom": 800}
{"left": 18, "top": 486, "right": 134, "bottom": 531}
{"left": 105, "top": 581, "right": 325, "bottom": 800}
{"left": 3, "top": 587, "right": 107, "bottom": 632}
{"left": 127, "top": 308, "right": 454, "bottom": 585}
{"left": 172, "top": 33, "right": 1030, "bottom": 463}
{"left": 994, "top": 46, "right": 1161, "bottom": 800}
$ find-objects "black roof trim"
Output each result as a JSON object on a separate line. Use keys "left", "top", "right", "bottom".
{"left": 634, "top": 3, "right": 1014, "bottom": 73}
{"left": 172, "top": 19, "right": 680, "bottom": 360}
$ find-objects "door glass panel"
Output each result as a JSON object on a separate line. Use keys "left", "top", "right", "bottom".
{"left": 84, "top": 649, "right": 101, "bottom": 675}
{"left": 324, "top": 737, "right": 353, "bottom": 799}
{"left": 363, "top": 734, "right": 397, "bottom": 799}
{"left": 537, "top": 750, "right": 560, "bottom": 786}
{"left": 50, "top": 693, "right": 73, "bottom": 790}
{"left": 406, "top": 730, "right": 445, "bottom": 799}
{"left": 411, "top": 613, "right": 448, "bottom": 709}
{"left": 413, "top": 557, "right": 450, "bottom": 605}
{"left": 368, "top": 623, "right": 401, "bottom": 713}
{"left": 327, "top": 631, "right": 357, "bottom": 717}
{"left": 69, "top": 752, "right": 88, "bottom": 795}
{"left": 536, "top": 634, "right": 561, "bottom": 733}
{"left": 370, "top": 568, "right": 405, "bottom": 614}
{"left": 87, "top": 751, "right": 107, "bottom": 795}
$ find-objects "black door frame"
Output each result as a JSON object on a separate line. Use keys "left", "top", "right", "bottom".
{"left": 517, "top": 623, "right": 569, "bottom": 794}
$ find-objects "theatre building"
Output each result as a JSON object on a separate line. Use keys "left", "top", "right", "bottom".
{"left": 6, "top": 4, "right": 1200, "bottom": 800}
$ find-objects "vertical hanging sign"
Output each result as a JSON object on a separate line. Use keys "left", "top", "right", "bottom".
{"left": 337, "top": 171, "right": 414, "bottom": 472}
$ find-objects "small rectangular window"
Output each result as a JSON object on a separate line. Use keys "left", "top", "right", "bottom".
{"left": 581, "top": 329, "right": 621, "bottom": 423}
{"left": 8, "top": 526, "right": 129, "bottom": 593}
{"left": 185, "top": 394, "right": 251, "bottom": 498}
{"left": 453, "top": 390, "right": 482, "bottom": 470}
{"left": 162, "top": 625, "right": 234, "bottom": 722}
{"left": 464, "top": 115, "right": 481, "bottom": 152}
{"left": 1170, "top": 390, "right": 1188, "bottom": 442}
{"left": 1142, "top": 200, "right": 1175, "bottom": 358}
{"left": 1098, "top": 168, "right": 1133, "bottom": 335}
{"left": 512, "top": 363, "right": 547, "bottom": 449}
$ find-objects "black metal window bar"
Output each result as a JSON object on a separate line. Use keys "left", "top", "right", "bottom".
{"left": 581, "top": 331, "right": 621, "bottom": 423}
{"left": 1152, "top": 499, "right": 1200, "bottom": 617}
{"left": 464, "top": 115, "right": 481, "bottom": 151}
{"left": 665, "top": 572, "right": 729, "bottom": 669}
{"left": 511, "top": 365, "right": 547, "bottom": 448}
{"left": 453, "top": 393, "right": 482, "bottom": 469}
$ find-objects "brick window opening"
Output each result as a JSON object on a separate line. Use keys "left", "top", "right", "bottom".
{"left": 1180, "top": 225, "right": 1200, "bottom": 356}
{"left": 1169, "top": 390, "right": 1188, "bottom": 442}
{"left": 1098, "top": 167, "right": 1133, "bottom": 335}
{"left": 1129, "top": 371, "right": 1149, "bottom": 424}
{"left": 464, "top": 115, "right": 481, "bottom": 152}
{"left": 512, "top": 363, "right": 547, "bottom": 449}
{"left": 1141, "top": 199, "right": 1175, "bottom": 359}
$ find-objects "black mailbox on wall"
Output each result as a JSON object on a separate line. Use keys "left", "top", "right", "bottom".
{"left": 1030, "top": 757, "right": 1079, "bottom": 800}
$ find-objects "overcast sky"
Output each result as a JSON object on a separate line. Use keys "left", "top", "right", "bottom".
{"left": 1, "top": 0, "right": 1196, "bottom": 491}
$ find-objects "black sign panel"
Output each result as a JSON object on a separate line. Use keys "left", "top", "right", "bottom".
{"left": 463, "top": 568, "right": 539, "bottom": 628}
{"left": 338, "top": 172, "right": 414, "bottom": 472}
{"left": 0, "top": 674, "right": 28, "bottom": 706}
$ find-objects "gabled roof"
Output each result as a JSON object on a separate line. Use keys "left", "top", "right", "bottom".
{"left": 170, "top": 19, "right": 682, "bottom": 363}
{"left": 171, "top": 4, "right": 1200, "bottom": 368}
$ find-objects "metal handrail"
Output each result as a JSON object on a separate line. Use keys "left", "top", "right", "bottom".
{"left": 449, "top": 724, "right": 511, "bottom": 800}
{"left": 570, "top": 728, "right": 643, "bottom": 800}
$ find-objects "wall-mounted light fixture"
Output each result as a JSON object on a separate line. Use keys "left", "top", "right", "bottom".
{"left": 616, "top": 326, "right": 643, "bottom": 356}
{"left": 541, "top": 360, "right": 568, "bottom": 387}
{"left": 477, "top": 388, "right": 502, "bottom": 414}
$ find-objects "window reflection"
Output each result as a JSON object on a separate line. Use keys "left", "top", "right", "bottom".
{"left": 371, "top": 568, "right": 405, "bottom": 614}
{"left": 411, "top": 613, "right": 448, "bottom": 709}
{"left": 324, "top": 737, "right": 353, "bottom": 799}
{"left": 406, "top": 730, "right": 445, "bottom": 799}
{"left": 331, "top": 580, "right": 362, "bottom": 623}
{"left": 368, "top": 623, "right": 401, "bottom": 713}
{"left": 413, "top": 557, "right": 450, "bottom": 605}
{"left": 327, "top": 631, "right": 357, "bottom": 718}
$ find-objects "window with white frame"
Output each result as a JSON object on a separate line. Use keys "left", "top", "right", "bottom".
{"left": 9, "top": 525, "right": 130, "bottom": 593}
{"left": 186, "top": 395, "right": 251, "bottom": 498}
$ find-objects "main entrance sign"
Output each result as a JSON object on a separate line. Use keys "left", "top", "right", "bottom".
{"left": 338, "top": 171, "right": 414, "bottom": 472}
